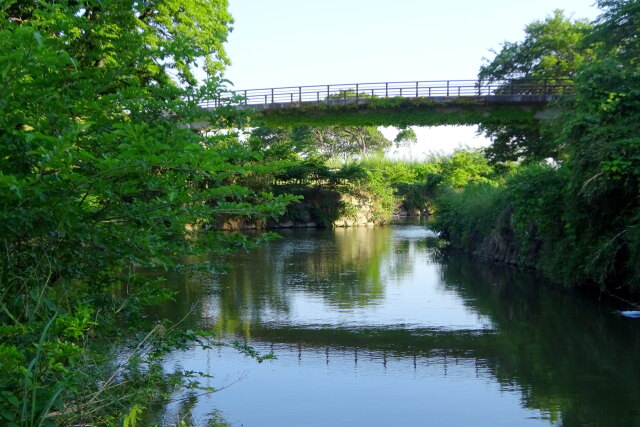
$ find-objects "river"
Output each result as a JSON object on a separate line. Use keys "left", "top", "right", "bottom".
{"left": 147, "top": 221, "right": 640, "bottom": 426}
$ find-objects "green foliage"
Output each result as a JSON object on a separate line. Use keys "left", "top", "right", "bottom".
{"left": 588, "top": 0, "right": 640, "bottom": 65}
{"left": 394, "top": 128, "right": 418, "bottom": 160}
{"left": 551, "top": 0, "right": 640, "bottom": 289}
{"left": 439, "top": 148, "right": 496, "bottom": 188}
{"left": 432, "top": 2, "right": 639, "bottom": 295}
{"left": 437, "top": 58, "right": 640, "bottom": 289}
{"left": 479, "top": 10, "right": 592, "bottom": 82}
{"left": 258, "top": 97, "right": 540, "bottom": 129}
{"left": 248, "top": 124, "right": 391, "bottom": 160}
{"left": 247, "top": 126, "right": 317, "bottom": 160}
{"left": 259, "top": 147, "right": 498, "bottom": 225}
{"left": 381, "top": 149, "right": 499, "bottom": 216}
{"left": 478, "top": 10, "right": 593, "bottom": 163}
{"left": 0, "top": 1, "right": 295, "bottom": 424}
{"left": 326, "top": 88, "right": 375, "bottom": 100}
{"left": 394, "top": 128, "right": 418, "bottom": 147}
{"left": 276, "top": 159, "right": 398, "bottom": 225}
{"left": 434, "top": 182, "right": 506, "bottom": 253}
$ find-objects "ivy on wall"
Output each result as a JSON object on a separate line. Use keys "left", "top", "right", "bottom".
{"left": 256, "top": 97, "right": 548, "bottom": 129}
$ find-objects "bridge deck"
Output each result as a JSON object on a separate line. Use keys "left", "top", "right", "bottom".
{"left": 199, "top": 79, "right": 571, "bottom": 110}
{"left": 189, "top": 79, "right": 570, "bottom": 129}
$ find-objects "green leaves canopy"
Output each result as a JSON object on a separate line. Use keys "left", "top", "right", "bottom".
{"left": 0, "top": 1, "right": 295, "bottom": 424}
{"left": 478, "top": 10, "right": 593, "bottom": 163}
{"left": 479, "top": 9, "right": 592, "bottom": 83}
{"left": 248, "top": 125, "right": 392, "bottom": 160}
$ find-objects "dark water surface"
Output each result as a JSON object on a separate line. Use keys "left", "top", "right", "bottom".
{"left": 150, "top": 222, "right": 640, "bottom": 426}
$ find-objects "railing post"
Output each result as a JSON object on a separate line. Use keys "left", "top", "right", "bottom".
{"left": 385, "top": 82, "right": 388, "bottom": 98}
{"left": 271, "top": 88, "right": 274, "bottom": 103}
{"left": 446, "top": 81, "right": 450, "bottom": 97}
{"left": 356, "top": 84, "right": 359, "bottom": 99}
{"left": 299, "top": 86, "right": 302, "bottom": 102}
{"left": 327, "top": 85, "right": 330, "bottom": 100}
{"left": 416, "top": 81, "right": 419, "bottom": 97}
{"left": 244, "top": 90, "right": 248, "bottom": 105}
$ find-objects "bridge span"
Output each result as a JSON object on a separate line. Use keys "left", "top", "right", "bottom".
{"left": 194, "top": 79, "right": 571, "bottom": 128}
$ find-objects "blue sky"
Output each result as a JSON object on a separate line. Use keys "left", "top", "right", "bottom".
{"left": 222, "top": 0, "right": 601, "bottom": 157}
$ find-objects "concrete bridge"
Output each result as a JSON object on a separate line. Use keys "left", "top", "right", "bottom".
{"left": 194, "top": 79, "right": 571, "bottom": 128}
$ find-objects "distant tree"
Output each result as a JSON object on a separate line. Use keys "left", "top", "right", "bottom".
{"left": 249, "top": 89, "right": 388, "bottom": 160}
{"left": 394, "top": 128, "right": 418, "bottom": 161}
{"left": 250, "top": 125, "right": 392, "bottom": 160}
{"left": 248, "top": 126, "right": 316, "bottom": 159}
{"left": 310, "top": 127, "right": 347, "bottom": 158}
{"left": 336, "top": 126, "right": 391, "bottom": 158}
{"left": 326, "top": 88, "right": 375, "bottom": 100}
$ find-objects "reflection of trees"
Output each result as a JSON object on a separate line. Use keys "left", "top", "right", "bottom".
{"left": 214, "top": 227, "right": 396, "bottom": 314}
{"left": 152, "top": 226, "right": 412, "bottom": 336}
{"left": 296, "top": 227, "right": 391, "bottom": 308}
{"left": 210, "top": 242, "right": 293, "bottom": 338}
{"left": 439, "top": 252, "right": 640, "bottom": 427}
{"left": 141, "top": 262, "right": 216, "bottom": 330}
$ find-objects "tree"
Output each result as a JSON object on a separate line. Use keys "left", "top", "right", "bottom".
{"left": 585, "top": 0, "right": 640, "bottom": 66}
{"left": 247, "top": 126, "right": 316, "bottom": 160}
{"left": 478, "top": 10, "right": 593, "bottom": 163}
{"left": 479, "top": 10, "right": 592, "bottom": 83}
{"left": 394, "top": 128, "right": 418, "bottom": 161}
{"left": 551, "top": 0, "right": 640, "bottom": 288}
{"left": 249, "top": 125, "right": 392, "bottom": 160}
{"left": 440, "top": 149, "right": 494, "bottom": 189}
{"left": 337, "top": 126, "right": 392, "bottom": 158}
{"left": 0, "top": 1, "right": 295, "bottom": 423}
{"left": 305, "top": 126, "right": 391, "bottom": 159}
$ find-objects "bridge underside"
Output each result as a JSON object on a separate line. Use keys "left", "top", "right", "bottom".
{"left": 192, "top": 95, "right": 561, "bottom": 129}
{"left": 253, "top": 95, "right": 560, "bottom": 128}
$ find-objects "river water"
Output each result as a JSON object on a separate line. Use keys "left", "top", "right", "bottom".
{"left": 149, "top": 221, "right": 640, "bottom": 426}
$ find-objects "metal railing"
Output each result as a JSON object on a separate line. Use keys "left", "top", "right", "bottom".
{"left": 198, "top": 79, "right": 572, "bottom": 109}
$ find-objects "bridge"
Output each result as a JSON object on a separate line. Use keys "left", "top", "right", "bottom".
{"left": 194, "top": 79, "right": 572, "bottom": 128}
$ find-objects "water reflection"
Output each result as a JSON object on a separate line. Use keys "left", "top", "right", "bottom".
{"left": 151, "top": 223, "right": 640, "bottom": 426}
{"left": 439, "top": 253, "right": 640, "bottom": 426}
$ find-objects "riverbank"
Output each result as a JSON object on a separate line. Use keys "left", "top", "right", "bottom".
{"left": 431, "top": 162, "right": 640, "bottom": 298}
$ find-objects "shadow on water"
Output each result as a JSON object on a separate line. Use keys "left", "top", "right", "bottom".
{"left": 149, "top": 223, "right": 640, "bottom": 426}
{"left": 438, "top": 251, "right": 640, "bottom": 426}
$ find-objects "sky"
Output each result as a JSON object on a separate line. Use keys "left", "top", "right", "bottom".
{"left": 221, "top": 0, "right": 602, "bottom": 158}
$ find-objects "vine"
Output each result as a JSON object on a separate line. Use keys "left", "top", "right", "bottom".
{"left": 256, "top": 96, "right": 549, "bottom": 129}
